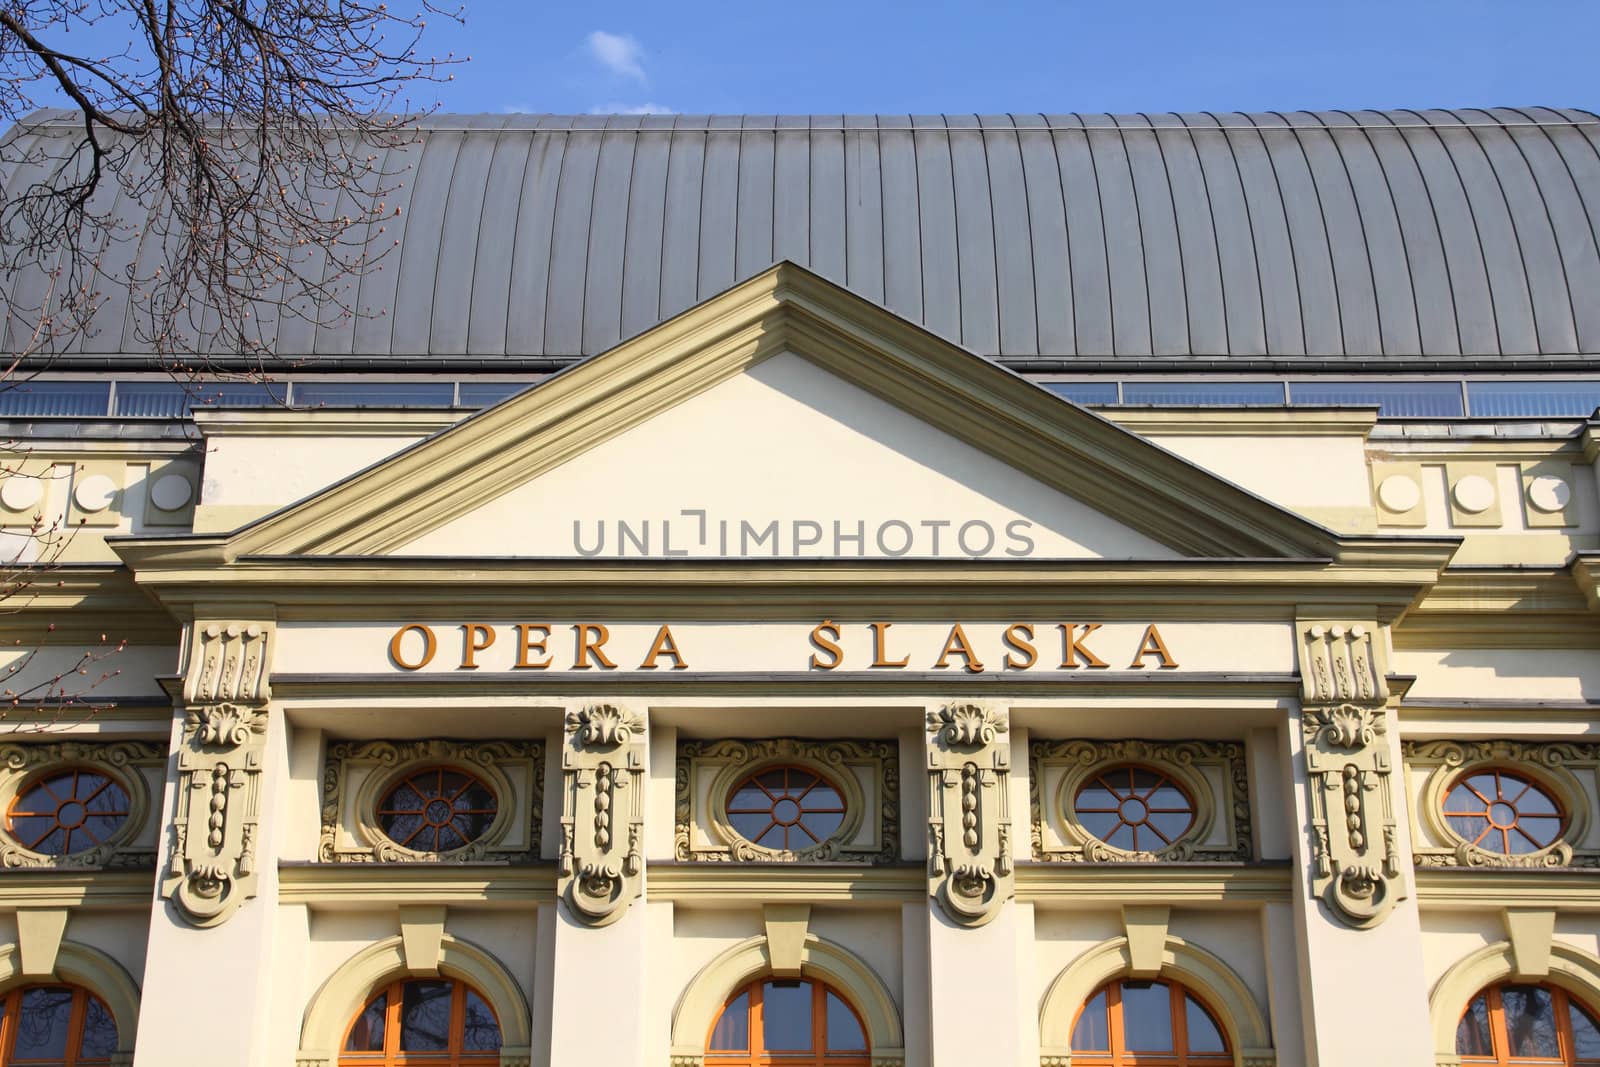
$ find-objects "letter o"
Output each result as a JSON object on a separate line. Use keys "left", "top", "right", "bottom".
{"left": 957, "top": 520, "right": 996, "bottom": 556}
{"left": 389, "top": 624, "right": 437, "bottom": 670}
{"left": 875, "top": 520, "right": 913, "bottom": 557}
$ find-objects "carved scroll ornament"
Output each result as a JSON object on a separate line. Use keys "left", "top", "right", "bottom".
{"left": 1298, "top": 622, "right": 1404, "bottom": 929}
{"left": 559, "top": 703, "right": 645, "bottom": 926}
{"left": 162, "top": 621, "right": 273, "bottom": 927}
{"left": 926, "top": 703, "right": 1012, "bottom": 927}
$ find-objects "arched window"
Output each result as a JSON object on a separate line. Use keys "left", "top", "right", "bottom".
{"left": 341, "top": 977, "right": 501, "bottom": 1065}
{"left": 707, "top": 977, "right": 869, "bottom": 1065}
{"left": 0, "top": 983, "right": 118, "bottom": 1065}
{"left": 1456, "top": 982, "right": 1600, "bottom": 1064}
{"left": 1070, "top": 978, "right": 1231, "bottom": 1066}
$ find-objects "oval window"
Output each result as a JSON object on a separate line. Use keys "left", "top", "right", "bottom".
{"left": 726, "top": 766, "right": 846, "bottom": 852}
{"left": 1073, "top": 765, "right": 1196, "bottom": 853}
{"left": 6, "top": 769, "right": 131, "bottom": 856}
{"left": 1442, "top": 768, "right": 1565, "bottom": 856}
{"left": 376, "top": 767, "right": 497, "bottom": 854}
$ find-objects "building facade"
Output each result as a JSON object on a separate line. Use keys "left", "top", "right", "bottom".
{"left": 0, "top": 109, "right": 1599, "bottom": 1067}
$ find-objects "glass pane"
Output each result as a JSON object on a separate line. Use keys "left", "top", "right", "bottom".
{"left": 825, "top": 992, "right": 866, "bottom": 1051}
{"left": 1289, "top": 380, "right": 1465, "bottom": 417}
{"left": 1071, "top": 989, "right": 1109, "bottom": 1051}
{"left": 0, "top": 381, "right": 111, "bottom": 417}
{"left": 1570, "top": 996, "right": 1600, "bottom": 1059}
{"left": 79, "top": 994, "right": 119, "bottom": 1058}
{"left": 13, "top": 986, "right": 74, "bottom": 1059}
{"left": 1045, "top": 382, "right": 1118, "bottom": 405}
{"left": 761, "top": 981, "right": 813, "bottom": 1051}
{"left": 398, "top": 979, "right": 454, "bottom": 1051}
{"left": 1468, "top": 381, "right": 1600, "bottom": 418}
{"left": 1455, "top": 992, "right": 1493, "bottom": 1056}
{"left": 112, "top": 381, "right": 287, "bottom": 416}
{"left": 1122, "top": 381, "right": 1286, "bottom": 407}
{"left": 1119, "top": 981, "right": 1175, "bottom": 1051}
{"left": 710, "top": 991, "right": 749, "bottom": 1051}
{"left": 728, "top": 810, "right": 772, "bottom": 841}
{"left": 345, "top": 991, "right": 388, "bottom": 1051}
{"left": 461, "top": 989, "right": 501, "bottom": 1051}
{"left": 1185, "top": 994, "right": 1226, "bottom": 1054}
{"left": 1075, "top": 783, "right": 1119, "bottom": 811}
{"left": 457, "top": 381, "right": 533, "bottom": 407}
{"left": 294, "top": 381, "right": 454, "bottom": 408}
{"left": 1500, "top": 984, "right": 1559, "bottom": 1058}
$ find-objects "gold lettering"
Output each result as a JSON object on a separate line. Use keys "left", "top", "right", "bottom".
{"left": 1002, "top": 623, "right": 1037, "bottom": 669}
{"left": 573, "top": 623, "right": 618, "bottom": 669}
{"left": 640, "top": 624, "right": 690, "bottom": 670}
{"left": 934, "top": 623, "right": 985, "bottom": 674}
{"left": 870, "top": 621, "right": 909, "bottom": 668}
{"left": 389, "top": 624, "right": 437, "bottom": 671}
{"left": 809, "top": 619, "right": 843, "bottom": 670}
{"left": 1129, "top": 624, "right": 1179, "bottom": 669}
{"left": 459, "top": 623, "right": 496, "bottom": 669}
{"left": 514, "top": 624, "right": 552, "bottom": 669}
{"left": 1058, "top": 623, "right": 1109, "bottom": 669}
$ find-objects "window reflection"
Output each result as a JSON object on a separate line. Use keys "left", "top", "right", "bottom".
{"left": 339, "top": 977, "right": 500, "bottom": 1065}
{"left": 1456, "top": 981, "right": 1600, "bottom": 1065}
{"left": 705, "top": 977, "right": 870, "bottom": 1064}
{"left": 0, "top": 984, "right": 117, "bottom": 1066}
{"left": 1070, "top": 978, "right": 1230, "bottom": 1065}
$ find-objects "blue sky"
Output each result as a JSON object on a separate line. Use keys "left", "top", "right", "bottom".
{"left": 420, "top": 0, "right": 1599, "bottom": 117}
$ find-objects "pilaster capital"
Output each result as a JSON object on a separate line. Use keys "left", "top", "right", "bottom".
{"left": 925, "top": 702, "right": 1013, "bottom": 927}
{"left": 558, "top": 703, "right": 646, "bottom": 926}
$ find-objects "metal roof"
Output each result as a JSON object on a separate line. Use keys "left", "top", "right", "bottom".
{"left": 5, "top": 108, "right": 1600, "bottom": 371}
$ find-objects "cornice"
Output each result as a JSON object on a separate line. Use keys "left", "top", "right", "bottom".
{"left": 1398, "top": 699, "right": 1600, "bottom": 736}
{"left": 276, "top": 862, "right": 557, "bottom": 908}
{"left": 193, "top": 409, "right": 463, "bottom": 438}
{"left": 1104, "top": 407, "right": 1378, "bottom": 438}
{"left": 1393, "top": 565, "right": 1600, "bottom": 649}
{"left": 0, "top": 869, "right": 154, "bottom": 908}
{"left": 646, "top": 863, "right": 924, "bottom": 904}
{"left": 1414, "top": 867, "right": 1600, "bottom": 910}
{"left": 1014, "top": 862, "right": 1292, "bottom": 905}
{"left": 0, "top": 563, "right": 178, "bottom": 641}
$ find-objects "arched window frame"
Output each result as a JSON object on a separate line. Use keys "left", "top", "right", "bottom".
{"left": 0, "top": 940, "right": 141, "bottom": 1064}
{"left": 1067, "top": 976, "right": 1234, "bottom": 1065}
{"left": 704, "top": 976, "right": 871, "bottom": 1065}
{"left": 1038, "top": 934, "right": 1275, "bottom": 1067}
{"left": 1429, "top": 941, "right": 1600, "bottom": 1065}
{"left": 296, "top": 933, "right": 531, "bottom": 1067}
{"left": 338, "top": 975, "right": 502, "bottom": 1066}
{"left": 1452, "top": 981, "right": 1600, "bottom": 1065}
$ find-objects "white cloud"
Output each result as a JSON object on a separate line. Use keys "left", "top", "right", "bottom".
{"left": 589, "top": 102, "right": 676, "bottom": 115}
{"left": 586, "top": 30, "right": 648, "bottom": 84}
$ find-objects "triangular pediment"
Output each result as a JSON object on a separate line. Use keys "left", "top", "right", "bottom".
{"left": 216, "top": 264, "right": 1341, "bottom": 562}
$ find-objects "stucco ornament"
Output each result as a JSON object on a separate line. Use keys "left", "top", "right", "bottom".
{"left": 1298, "top": 621, "right": 1404, "bottom": 929}
{"left": 559, "top": 703, "right": 645, "bottom": 926}
{"left": 162, "top": 620, "right": 274, "bottom": 927}
{"left": 926, "top": 703, "right": 1012, "bottom": 927}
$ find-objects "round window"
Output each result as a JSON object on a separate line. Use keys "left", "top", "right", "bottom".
{"left": 1073, "top": 764, "right": 1197, "bottom": 853}
{"left": 6, "top": 768, "right": 131, "bottom": 856}
{"left": 376, "top": 767, "right": 498, "bottom": 854}
{"left": 1442, "top": 768, "right": 1565, "bottom": 856}
{"left": 726, "top": 766, "right": 846, "bottom": 852}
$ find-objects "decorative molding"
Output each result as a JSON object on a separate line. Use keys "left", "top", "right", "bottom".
{"left": 161, "top": 620, "right": 273, "bottom": 927}
{"left": 925, "top": 702, "right": 1012, "bottom": 927}
{"left": 646, "top": 863, "right": 923, "bottom": 905}
{"left": 1428, "top": 941, "right": 1600, "bottom": 1064}
{"left": 1029, "top": 739, "right": 1250, "bottom": 863}
{"left": 0, "top": 741, "right": 163, "bottom": 869}
{"left": 1298, "top": 620, "right": 1405, "bottom": 928}
{"left": 558, "top": 703, "right": 645, "bottom": 926}
{"left": 674, "top": 738, "right": 898, "bottom": 864}
{"left": 669, "top": 931, "right": 905, "bottom": 1067}
{"left": 318, "top": 739, "right": 544, "bottom": 863}
{"left": 277, "top": 862, "right": 556, "bottom": 908}
{"left": 1414, "top": 866, "right": 1600, "bottom": 909}
{"left": 1403, "top": 739, "right": 1598, "bottom": 869}
{"left": 1037, "top": 933, "right": 1275, "bottom": 1067}
{"left": 1014, "top": 862, "right": 1292, "bottom": 906}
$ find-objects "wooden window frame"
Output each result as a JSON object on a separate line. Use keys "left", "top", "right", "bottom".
{"left": 705, "top": 978, "right": 871, "bottom": 1067}
{"left": 1069, "top": 978, "right": 1233, "bottom": 1067}
{"left": 375, "top": 767, "right": 499, "bottom": 856}
{"left": 5, "top": 768, "right": 132, "bottom": 857}
{"left": 1072, "top": 764, "right": 1199, "bottom": 855}
{"left": 338, "top": 977, "right": 501, "bottom": 1066}
{"left": 1442, "top": 769, "right": 1567, "bottom": 858}
{"left": 725, "top": 766, "right": 849, "bottom": 853}
{"left": 0, "top": 984, "right": 115, "bottom": 1066}
{"left": 1457, "top": 982, "right": 1600, "bottom": 1066}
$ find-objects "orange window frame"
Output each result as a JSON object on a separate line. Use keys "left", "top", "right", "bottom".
{"left": 705, "top": 979, "right": 871, "bottom": 1067}
{"left": 1458, "top": 983, "right": 1600, "bottom": 1066}
{"left": 1070, "top": 979, "right": 1232, "bottom": 1067}
{"left": 338, "top": 978, "right": 500, "bottom": 1066}
{"left": 0, "top": 985, "right": 114, "bottom": 1066}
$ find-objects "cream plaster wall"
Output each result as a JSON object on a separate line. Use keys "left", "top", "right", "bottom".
{"left": 0, "top": 645, "right": 177, "bottom": 700}
{"left": 195, "top": 433, "right": 424, "bottom": 532}
{"left": 397, "top": 352, "right": 1178, "bottom": 560}
{"left": 1393, "top": 648, "right": 1600, "bottom": 701}
{"left": 1149, "top": 433, "right": 1374, "bottom": 530}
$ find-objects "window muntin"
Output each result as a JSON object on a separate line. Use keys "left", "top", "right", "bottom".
{"left": 1456, "top": 982, "right": 1600, "bottom": 1064}
{"left": 1443, "top": 769, "right": 1565, "bottom": 857}
{"left": 726, "top": 767, "right": 847, "bottom": 852}
{"left": 376, "top": 768, "right": 498, "bottom": 855}
{"left": 707, "top": 978, "right": 868, "bottom": 1065}
{"left": 1073, "top": 765, "right": 1197, "bottom": 853}
{"left": 0, "top": 984, "right": 118, "bottom": 1066}
{"left": 1070, "top": 979, "right": 1230, "bottom": 1066}
{"left": 341, "top": 978, "right": 500, "bottom": 1065}
{"left": 6, "top": 770, "right": 131, "bottom": 857}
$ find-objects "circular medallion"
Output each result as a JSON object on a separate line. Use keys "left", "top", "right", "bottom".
{"left": 1451, "top": 474, "right": 1496, "bottom": 514}
{"left": 72, "top": 474, "right": 117, "bottom": 513}
{"left": 0, "top": 477, "right": 43, "bottom": 512}
{"left": 1376, "top": 474, "right": 1421, "bottom": 513}
{"left": 149, "top": 474, "right": 194, "bottom": 512}
{"left": 1526, "top": 475, "right": 1571, "bottom": 514}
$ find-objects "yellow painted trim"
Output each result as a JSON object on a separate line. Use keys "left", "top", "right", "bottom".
{"left": 276, "top": 863, "right": 556, "bottom": 909}
{"left": 646, "top": 864, "right": 922, "bottom": 905}
{"left": 1428, "top": 941, "right": 1600, "bottom": 1064}
{"left": 0, "top": 870, "right": 154, "bottom": 908}
{"left": 0, "top": 939, "right": 141, "bottom": 1055}
{"left": 1103, "top": 408, "right": 1377, "bottom": 437}
{"left": 193, "top": 408, "right": 464, "bottom": 437}
{"left": 1015, "top": 863, "right": 1291, "bottom": 906}
{"left": 1414, "top": 868, "right": 1600, "bottom": 909}
{"left": 1393, "top": 565, "right": 1600, "bottom": 649}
